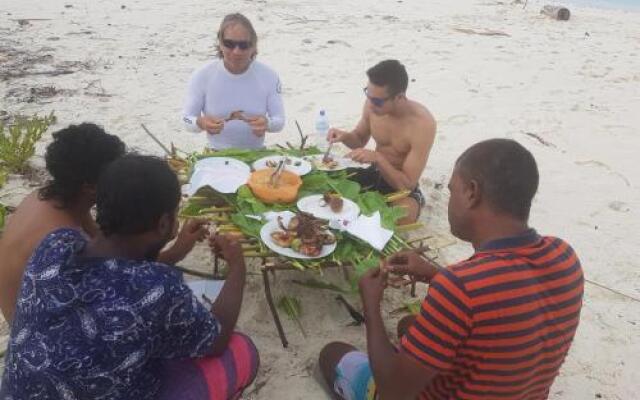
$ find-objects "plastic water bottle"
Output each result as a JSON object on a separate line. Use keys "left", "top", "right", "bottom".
{"left": 315, "top": 109, "right": 330, "bottom": 150}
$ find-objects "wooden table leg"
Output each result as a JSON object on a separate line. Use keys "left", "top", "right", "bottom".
{"left": 262, "top": 268, "right": 288, "bottom": 348}
{"left": 341, "top": 264, "right": 351, "bottom": 282}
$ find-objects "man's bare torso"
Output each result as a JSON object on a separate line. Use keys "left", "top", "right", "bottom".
{"left": 367, "top": 100, "right": 435, "bottom": 169}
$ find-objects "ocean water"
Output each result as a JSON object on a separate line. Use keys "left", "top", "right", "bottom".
{"left": 566, "top": 0, "right": 640, "bottom": 10}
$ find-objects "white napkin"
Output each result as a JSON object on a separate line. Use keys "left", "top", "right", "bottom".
{"left": 187, "top": 280, "right": 224, "bottom": 304}
{"left": 343, "top": 211, "right": 393, "bottom": 251}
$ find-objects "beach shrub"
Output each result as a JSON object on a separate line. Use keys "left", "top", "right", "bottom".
{"left": 0, "top": 168, "right": 6, "bottom": 189}
{"left": 0, "top": 112, "right": 56, "bottom": 173}
{"left": 0, "top": 203, "right": 6, "bottom": 232}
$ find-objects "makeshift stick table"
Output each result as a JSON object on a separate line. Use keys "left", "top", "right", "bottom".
{"left": 172, "top": 148, "right": 439, "bottom": 347}
{"left": 202, "top": 230, "right": 435, "bottom": 348}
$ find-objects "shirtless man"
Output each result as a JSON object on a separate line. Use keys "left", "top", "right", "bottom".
{"left": 0, "top": 123, "right": 207, "bottom": 325}
{"left": 328, "top": 60, "right": 436, "bottom": 224}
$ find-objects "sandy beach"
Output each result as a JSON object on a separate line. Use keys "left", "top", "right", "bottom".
{"left": 1, "top": 0, "right": 639, "bottom": 398}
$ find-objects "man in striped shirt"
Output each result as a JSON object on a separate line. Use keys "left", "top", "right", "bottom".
{"left": 319, "top": 138, "right": 584, "bottom": 399}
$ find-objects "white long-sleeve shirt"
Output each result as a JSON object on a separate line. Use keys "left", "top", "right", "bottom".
{"left": 182, "top": 59, "right": 285, "bottom": 149}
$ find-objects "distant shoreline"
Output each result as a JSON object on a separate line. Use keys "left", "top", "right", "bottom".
{"left": 558, "top": 0, "right": 640, "bottom": 11}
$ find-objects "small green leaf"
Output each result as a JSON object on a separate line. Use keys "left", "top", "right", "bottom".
{"left": 406, "top": 300, "right": 422, "bottom": 315}
{"left": 278, "top": 295, "right": 306, "bottom": 337}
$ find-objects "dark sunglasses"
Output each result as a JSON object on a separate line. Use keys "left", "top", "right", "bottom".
{"left": 222, "top": 39, "right": 251, "bottom": 50}
{"left": 363, "top": 87, "right": 392, "bottom": 107}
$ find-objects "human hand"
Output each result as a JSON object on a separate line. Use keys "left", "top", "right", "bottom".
{"left": 246, "top": 115, "right": 268, "bottom": 137}
{"left": 327, "top": 128, "right": 346, "bottom": 143}
{"left": 226, "top": 110, "right": 247, "bottom": 122}
{"left": 384, "top": 251, "right": 441, "bottom": 285}
{"left": 197, "top": 116, "right": 225, "bottom": 134}
{"left": 346, "top": 148, "right": 378, "bottom": 164}
{"left": 358, "top": 266, "right": 388, "bottom": 310}
{"left": 209, "top": 234, "right": 244, "bottom": 262}
{"left": 166, "top": 218, "right": 210, "bottom": 262}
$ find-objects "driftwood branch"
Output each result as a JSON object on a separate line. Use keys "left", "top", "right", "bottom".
{"left": 523, "top": 132, "right": 555, "bottom": 148}
{"left": 541, "top": 5, "right": 571, "bottom": 21}
{"left": 294, "top": 120, "right": 309, "bottom": 150}
{"left": 140, "top": 123, "right": 172, "bottom": 156}
{"left": 586, "top": 279, "right": 640, "bottom": 303}
{"left": 453, "top": 27, "right": 510, "bottom": 37}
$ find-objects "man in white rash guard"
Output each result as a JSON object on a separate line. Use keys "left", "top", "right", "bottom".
{"left": 182, "top": 13, "right": 285, "bottom": 149}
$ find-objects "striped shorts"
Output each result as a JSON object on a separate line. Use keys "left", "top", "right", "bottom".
{"left": 158, "top": 333, "right": 259, "bottom": 400}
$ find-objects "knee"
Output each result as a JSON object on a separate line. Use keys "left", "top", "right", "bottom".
{"left": 319, "top": 342, "right": 356, "bottom": 384}
{"left": 319, "top": 342, "right": 348, "bottom": 369}
{"left": 395, "top": 198, "right": 420, "bottom": 225}
{"left": 230, "top": 332, "right": 260, "bottom": 383}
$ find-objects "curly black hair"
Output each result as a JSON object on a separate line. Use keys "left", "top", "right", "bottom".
{"left": 96, "top": 154, "right": 181, "bottom": 237}
{"left": 39, "top": 123, "right": 126, "bottom": 208}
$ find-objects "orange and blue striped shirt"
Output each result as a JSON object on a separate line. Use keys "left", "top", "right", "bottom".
{"left": 401, "top": 229, "right": 584, "bottom": 399}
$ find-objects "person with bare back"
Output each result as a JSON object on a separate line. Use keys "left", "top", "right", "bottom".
{"left": 328, "top": 60, "right": 436, "bottom": 225}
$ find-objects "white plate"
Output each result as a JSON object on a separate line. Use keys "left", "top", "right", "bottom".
{"left": 297, "top": 194, "right": 360, "bottom": 222}
{"left": 304, "top": 155, "right": 350, "bottom": 171}
{"left": 252, "top": 155, "right": 312, "bottom": 176}
{"left": 260, "top": 214, "right": 336, "bottom": 259}
{"left": 304, "top": 154, "right": 370, "bottom": 171}
{"left": 194, "top": 157, "right": 251, "bottom": 174}
{"left": 188, "top": 157, "right": 251, "bottom": 194}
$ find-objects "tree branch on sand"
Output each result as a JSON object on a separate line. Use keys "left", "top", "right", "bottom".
{"left": 522, "top": 132, "right": 555, "bottom": 148}
{"left": 452, "top": 27, "right": 511, "bottom": 37}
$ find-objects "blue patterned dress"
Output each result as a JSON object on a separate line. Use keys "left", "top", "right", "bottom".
{"left": 0, "top": 228, "right": 220, "bottom": 400}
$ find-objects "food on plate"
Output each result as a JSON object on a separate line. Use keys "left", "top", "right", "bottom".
{"left": 265, "top": 157, "right": 301, "bottom": 169}
{"left": 322, "top": 192, "right": 344, "bottom": 213}
{"left": 226, "top": 110, "right": 247, "bottom": 121}
{"left": 270, "top": 231, "right": 294, "bottom": 247}
{"left": 248, "top": 169, "right": 302, "bottom": 204}
{"left": 270, "top": 212, "right": 335, "bottom": 257}
{"left": 312, "top": 155, "right": 339, "bottom": 170}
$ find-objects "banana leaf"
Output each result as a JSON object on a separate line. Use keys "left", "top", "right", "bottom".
{"left": 179, "top": 147, "right": 413, "bottom": 278}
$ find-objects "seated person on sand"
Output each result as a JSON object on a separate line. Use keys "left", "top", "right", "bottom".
{"left": 182, "top": 13, "right": 285, "bottom": 149}
{"left": 0, "top": 155, "right": 257, "bottom": 400}
{"left": 319, "top": 139, "right": 584, "bottom": 400}
{"left": 0, "top": 124, "right": 208, "bottom": 326}
{"left": 328, "top": 59, "right": 436, "bottom": 225}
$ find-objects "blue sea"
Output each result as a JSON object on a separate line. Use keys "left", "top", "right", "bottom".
{"left": 565, "top": 0, "right": 640, "bottom": 10}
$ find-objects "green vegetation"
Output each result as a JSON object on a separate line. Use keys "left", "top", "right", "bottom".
{"left": 278, "top": 295, "right": 306, "bottom": 337}
{"left": 0, "top": 112, "right": 56, "bottom": 174}
{"left": 0, "top": 112, "right": 56, "bottom": 234}
{"left": 180, "top": 148, "right": 414, "bottom": 292}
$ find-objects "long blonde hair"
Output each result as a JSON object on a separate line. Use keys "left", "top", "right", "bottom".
{"left": 216, "top": 13, "right": 258, "bottom": 59}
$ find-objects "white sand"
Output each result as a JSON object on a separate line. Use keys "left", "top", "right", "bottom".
{"left": 1, "top": 0, "right": 639, "bottom": 398}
